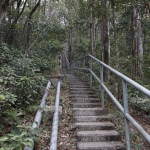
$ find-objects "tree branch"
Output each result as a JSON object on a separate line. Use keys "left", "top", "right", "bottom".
{"left": 25, "top": 34, "right": 41, "bottom": 55}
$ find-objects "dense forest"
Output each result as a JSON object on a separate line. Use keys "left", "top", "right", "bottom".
{"left": 0, "top": 0, "right": 150, "bottom": 149}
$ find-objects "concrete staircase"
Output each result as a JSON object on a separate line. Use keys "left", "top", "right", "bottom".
{"left": 65, "top": 74, "right": 126, "bottom": 150}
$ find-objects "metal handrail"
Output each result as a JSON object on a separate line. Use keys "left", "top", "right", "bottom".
{"left": 67, "top": 54, "right": 150, "bottom": 149}
{"left": 49, "top": 79, "right": 62, "bottom": 150}
{"left": 24, "top": 81, "right": 51, "bottom": 150}
{"left": 88, "top": 54, "right": 150, "bottom": 97}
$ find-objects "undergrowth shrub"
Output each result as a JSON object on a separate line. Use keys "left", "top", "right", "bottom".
{"left": 0, "top": 43, "right": 49, "bottom": 139}
{"left": 0, "top": 125, "right": 41, "bottom": 150}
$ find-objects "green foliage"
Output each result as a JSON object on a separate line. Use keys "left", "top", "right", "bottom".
{"left": 0, "top": 0, "right": 66, "bottom": 148}
{"left": 72, "top": 38, "right": 90, "bottom": 60}
{"left": 16, "top": 75, "right": 46, "bottom": 106}
{"left": 0, "top": 125, "right": 40, "bottom": 150}
{"left": 128, "top": 89, "right": 150, "bottom": 113}
{"left": 0, "top": 44, "right": 47, "bottom": 135}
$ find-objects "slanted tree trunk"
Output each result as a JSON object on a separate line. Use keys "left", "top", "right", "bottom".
{"left": 5, "top": 0, "right": 27, "bottom": 45}
{"left": 23, "top": 0, "right": 41, "bottom": 51}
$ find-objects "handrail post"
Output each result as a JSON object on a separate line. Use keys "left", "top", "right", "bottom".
{"left": 122, "top": 79, "right": 130, "bottom": 150}
{"left": 100, "top": 64, "right": 104, "bottom": 108}
{"left": 90, "top": 57, "right": 92, "bottom": 88}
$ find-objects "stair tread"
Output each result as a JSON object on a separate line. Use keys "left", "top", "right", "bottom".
{"left": 75, "top": 122, "right": 114, "bottom": 126}
{"left": 71, "top": 97, "right": 98, "bottom": 99}
{"left": 70, "top": 94, "right": 97, "bottom": 96}
{"left": 72, "top": 102, "right": 101, "bottom": 104}
{"left": 70, "top": 87, "right": 90, "bottom": 89}
{"left": 77, "top": 130, "right": 119, "bottom": 135}
{"left": 78, "top": 141, "right": 126, "bottom": 149}
{"left": 73, "top": 108, "right": 105, "bottom": 110}
{"left": 74, "top": 115, "right": 109, "bottom": 118}
{"left": 74, "top": 116, "right": 110, "bottom": 122}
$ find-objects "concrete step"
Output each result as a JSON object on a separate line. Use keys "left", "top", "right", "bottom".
{"left": 70, "top": 91, "right": 95, "bottom": 95}
{"left": 70, "top": 88, "right": 91, "bottom": 91}
{"left": 77, "top": 141, "right": 126, "bottom": 150}
{"left": 69, "top": 85, "right": 90, "bottom": 88}
{"left": 77, "top": 130, "right": 121, "bottom": 142}
{"left": 69, "top": 83, "right": 89, "bottom": 85}
{"left": 71, "top": 98, "right": 100, "bottom": 103}
{"left": 72, "top": 103, "right": 101, "bottom": 108}
{"left": 69, "top": 83, "right": 89, "bottom": 86}
{"left": 67, "top": 79, "right": 81, "bottom": 81}
{"left": 73, "top": 108, "right": 108, "bottom": 116}
{"left": 74, "top": 116, "right": 110, "bottom": 122}
{"left": 75, "top": 122, "right": 114, "bottom": 131}
{"left": 70, "top": 95, "right": 98, "bottom": 99}
{"left": 69, "top": 82, "right": 88, "bottom": 84}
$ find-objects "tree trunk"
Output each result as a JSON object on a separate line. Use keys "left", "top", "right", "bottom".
{"left": 132, "top": 6, "right": 137, "bottom": 79}
{"left": 0, "top": 0, "right": 17, "bottom": 25}
{"left": 0, "top": 0, "right": 9, "bottom": 26}
{"left": 132, "top": 4, "right": 144, "bottom": 79}
{"left": 111, "top": 0, "right": 119, "bottom": 70}
{"left": 111, "top": 0, "right": 119, "bottom": 98}
{"left": 101, "top": 0, "right": 110, "bottom": 80}
{"left": 23, "top": 0, "right": 41, "bottom": 51}
{"left": 5, "top": 0, "right": 27, "bottom": 45}
{"left": 0, "top": 9, "right": 5, "bottom": 25}
{"left": 137, "top": 4, "right": 144, "bottom": 78}
{"left": 68, "top": 0, "right": 72, "bottom": 63}
{"left": 89, "top": 1, "right": 95, "bottom": 56}
{"left": 68, "top": 27, "right": 72, "bottom": 62}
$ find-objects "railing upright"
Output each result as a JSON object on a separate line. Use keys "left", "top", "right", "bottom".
{"left": 122, "top": 79, "right": 130, "bottom": 150}
{"left": 90, "top": 57, "right": 93, "bottom": 88}
{"left": 100, "top": 64, "right": 104, "bottom": 109}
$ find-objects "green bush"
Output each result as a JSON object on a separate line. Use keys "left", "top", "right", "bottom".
{"left": 15, "top": 75, "right": 46, "bottom": 107}
{"left": 0, "top": 125, "right": 40, "bottom": 150}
